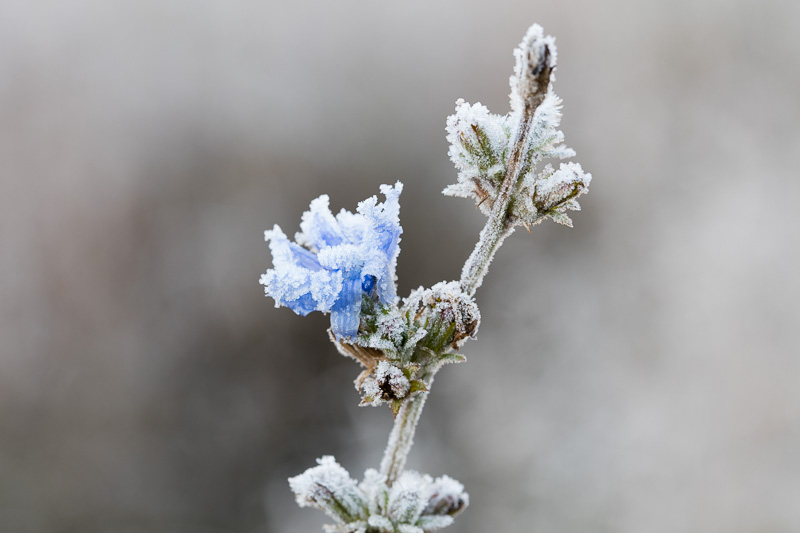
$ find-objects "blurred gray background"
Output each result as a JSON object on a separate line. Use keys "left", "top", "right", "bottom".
{"left": 2, "top": 0, "right": 799, "bottom": 532}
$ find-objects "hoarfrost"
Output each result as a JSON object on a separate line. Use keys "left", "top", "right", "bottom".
{"left": 361, "top": 361, "right": 411, "bottom": 404}
{"left": 509, "top": 23, "right": 557, "bottom": 114}
{"left": 260, "top": 183, "right": 403, "bottom": 338}
{"left": 288, "top": 456, "right": 368, "bottom": 526}
{"left": 404, "top": 281, "right": 480, "bottom": 350}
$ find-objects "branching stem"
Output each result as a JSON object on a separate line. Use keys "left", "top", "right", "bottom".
{"left": 380, "top": 34, "right": 554, "bottom": 490}
{"left": 460, "top": 51, "right": 553, "bottom": 297}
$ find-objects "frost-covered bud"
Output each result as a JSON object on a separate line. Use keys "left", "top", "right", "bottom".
{"left": 387, "top": 471, "right": 434, "bottom": 526}
{"left": 363, "top": 361, "right": 410, "bottom": 401}
{"left": 288, "top": 456, "right": 368, "bottom": 525}
{"left": 360, "top": 361, "right": 428, "bottom": 415}
{"left": 510, "top": 23, "right": 557, "bottom": 113}
{"left": 404, "top": 281, "right": 480, "bottom": 351}
{"left": 513, "top": 161, "right": 592, "bottom": 228}
{"left": 422, "top": 475, "right": 469, "bottom": 517}
{"left": 535, "top": 162, "right": 591, "bottom": 212}
{"left": 359, "top": 469, "right": 389, "bottom": 516}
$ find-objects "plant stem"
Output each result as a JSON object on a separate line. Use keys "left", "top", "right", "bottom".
{"left": 460, "top": 49, "right": 553, "bottom": 297}
{"left": 379, "top": 374, "right": 433, "bottom": 485}
{"left": 380, "top": 40, "right": 555, "bottom": 487}
{"left": 459, "top": 112, "right": 531, "bottom": 297}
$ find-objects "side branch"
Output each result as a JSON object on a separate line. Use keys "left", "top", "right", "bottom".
{"left": 460, "top": 50, "right": 553, "bottom": 297}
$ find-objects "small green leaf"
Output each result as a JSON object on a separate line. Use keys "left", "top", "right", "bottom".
{"left": 409, "top": 380, "right": 429, "bottom": 395}
{"left": 391, "top": 399, "right": 403, "bottom": 418}
{"left": 401, "top": 364, "right": 420, "bottom": 380}
{"left": 440, "top": 353, "right": 467, "bottom": 365}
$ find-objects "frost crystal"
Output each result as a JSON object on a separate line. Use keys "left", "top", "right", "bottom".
{"left": 404, "top": 281, "right": 480, "bottom": 351}
{"left": 289, "top": 459, "right": 468, "bottom": 532}
{"left": 261, "top": 183, "right": 403, "bottom": 338}
{"left": 509, "top": 23, "right": 557, "bottom": 114}
{"left": 443, "top": 24, "right": 591, "bottom": 231}
{"left": 362, "top": 361, "right": 411, "bottom": 401}
{"left": 273, "top": 22, "right": 592, "bottom": 533}
{"left": 442, "top": 100, "right": 511, "bottom": 215}
{"left": 288, "top": 456, "right": 368, "bottom": 527}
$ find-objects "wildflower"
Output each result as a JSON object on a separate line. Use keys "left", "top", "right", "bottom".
{"left": 260, "top": 183, "right": 403, "bottom": 339}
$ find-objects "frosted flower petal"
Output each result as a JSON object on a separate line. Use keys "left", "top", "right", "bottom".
{"left": 261, "top": 183, "right": 403, "bottom": 339}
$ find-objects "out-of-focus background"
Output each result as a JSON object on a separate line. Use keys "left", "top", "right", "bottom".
{"left": 2, "top": 0, "right": 799, "bottom": 532}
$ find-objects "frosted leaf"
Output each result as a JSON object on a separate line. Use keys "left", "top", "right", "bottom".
{"left": 416, "top": 515, "right": 454, "bottom": 531}
{"left": 322, "top": 523, "right": 367, "bottom": 533}
{"left": 388, "top": 471, "right": 434, "bottom": 525}
{"left": 443, "top": 99, "right": 512, "bottom": 217}
{"left": 353, "top": 469, "right": 467, "bottom": 531}
{"left": 260, "top": 183, "right": 403, "bottom": 339}
{"left": 422, "top": 475, "right": 469, "bottom": 517}
{"left": 512, "top": 161, "right": 591, "bottom": 228}
{"left": 443, "top": 23, "right": 591, "bottom": 235}
{"left": 367, "top": 515, "right": 394, "bottom": 531}
{"left": 551, "top": 211, "right": 573, "bottom": 227}
{"left": 359, "top": 469, "right": 389, "bottom": 516}
{"left": 355, "top": 297, "right": 429, "bottom": 363}
{"left": 288, "top": 456, "right": 368, "bottom": 525}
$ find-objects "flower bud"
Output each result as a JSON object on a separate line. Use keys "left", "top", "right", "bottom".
{"left": 404, "top": 281, "right": 480, "bottom": 351}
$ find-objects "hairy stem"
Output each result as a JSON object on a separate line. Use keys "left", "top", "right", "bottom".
{"left": 459, "top": 113, "right": 530, "bottom": 296}
{"left": 460, "top": 50, "right": 553, "bottom": 297}
{"left": 379, "top": 373, "right": 434, "bottom": 485}
{"left": 381, "top": 31, "right": 555, "bottom": 489}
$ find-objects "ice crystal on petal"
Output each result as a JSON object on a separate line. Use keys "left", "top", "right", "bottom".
{"left": 261, "top": 183, "right": 403, "bottom": 339}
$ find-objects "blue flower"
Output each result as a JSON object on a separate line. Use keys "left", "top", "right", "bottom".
{"left": 260, "top": 183, "right": 403, "bottom": 339}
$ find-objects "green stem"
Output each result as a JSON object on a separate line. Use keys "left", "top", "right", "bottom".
{"left": 379, "top": 373, "right": 434, "bottom": 486}
{"left": 460, "top": 54, "right": 553, "bottom": 297}
{"left": 459, "top": 106, "right": 533, "bottom": 297}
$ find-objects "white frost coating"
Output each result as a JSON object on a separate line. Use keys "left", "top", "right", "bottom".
{"left": 442, "top": 99, "right": 511, "bottom": 217}
{"left": 378, "top": 361, "right": 411, "bottom": 398}
{"left": 261, "top": 225, "right": 342, "bottom": 313}
{"left": 404, "top": 281, "right": 480, "bottom": 349}
{"left": 287, "top": 451, "right": 468, "bottom": 530}
{"left": 416, "top": 515, "right": 454, "bottom": 531}
{"left": 288, "top": 456, "right": 367, "bottom": 524}
{"left": 261, "top": 183, "right": 403, "bottom": 339}
{"left": 388, "top": 471, "right": 433, "bottom": 524}
{"left": 512, "top": 161, "right": 592, "bottom": 228}
{"left": 423, "top": 475, "right": 469, "bottom": 517}
{"left": 443, "top": 22, "right": 587, "bottom": 236}
{"left": 536, "top": 161, "right": 592, "bottom": 199}
{"left": 359, "top": 468, "right": 389, "bottom": 516}
{"left": 509, "top": 23, "right": 557, "bottom": 114}
{"left": 361, "top": 361, "right": 411, "bottom": 403}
